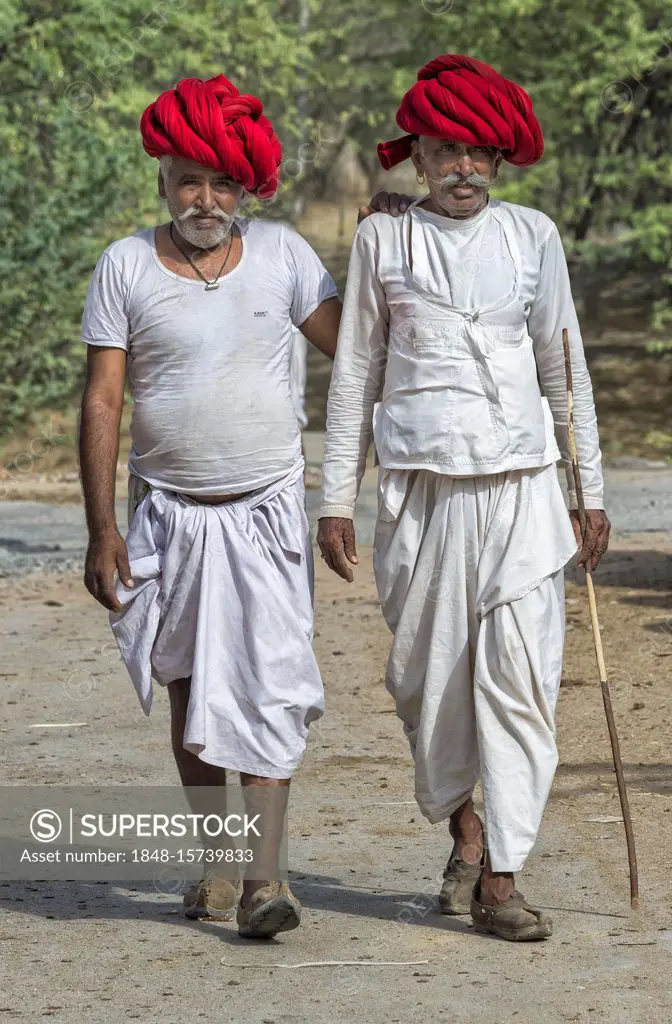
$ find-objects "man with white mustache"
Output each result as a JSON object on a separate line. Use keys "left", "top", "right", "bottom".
{"left": 318, "top": 55, "right": 609, "bottom": 942}
{"left": 79, "top": 75, "right": 341, "bottom": 938}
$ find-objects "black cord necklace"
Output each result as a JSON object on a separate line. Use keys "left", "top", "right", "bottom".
{"left": 169, "top": 222, "right": 235, "bottom": 291}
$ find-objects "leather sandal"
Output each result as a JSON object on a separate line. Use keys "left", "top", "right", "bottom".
{"left": 183, "top": 874, "right": 241, "bottom": 921}
{"left": 470, "top": 883, "right": 553, "bottom": 941}
{"left": 237, "top": 881, "right": 301, "bottom": 939}
{"left": 438, "top": 815, "right": 485, "bottom": 916}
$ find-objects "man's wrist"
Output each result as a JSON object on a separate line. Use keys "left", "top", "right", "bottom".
{"left": 88, "top": 519, "right": 120, "bottom": 540}
{"left": 568, "top": 493, "right": 605, "bottom": 512}
{"left": 318, "top": 504, "right": 355, "bottom": 520}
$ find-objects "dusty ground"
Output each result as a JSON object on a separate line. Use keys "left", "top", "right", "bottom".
{"left": 0, "top": 531, "right": 671, "bottom": 1023}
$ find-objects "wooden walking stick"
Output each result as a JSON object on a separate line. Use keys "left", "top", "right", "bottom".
{"left": 562, "top": 328, "right": 640, "bottom": 910}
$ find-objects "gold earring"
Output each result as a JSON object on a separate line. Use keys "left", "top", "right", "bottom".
{"left": 416, "top": 170, "right": 426, "bottom": 185}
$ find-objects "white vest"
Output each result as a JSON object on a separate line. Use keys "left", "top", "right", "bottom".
{"left": 372, "top": 202, "right": 561, "bottom": 475}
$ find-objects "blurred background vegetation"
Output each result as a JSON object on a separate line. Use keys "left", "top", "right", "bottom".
{"left": 1, "top": 0, "right": 671, "bottom": 468}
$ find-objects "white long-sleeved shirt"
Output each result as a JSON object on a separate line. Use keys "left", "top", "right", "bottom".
{"left": 319, "top": 199, "right": 604, "bottom": 518}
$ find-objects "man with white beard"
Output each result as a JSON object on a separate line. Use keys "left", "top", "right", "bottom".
{"left": 318, "top": 54, "right": 610, "bottom": 941}
{"left": 79, "top": 74, "right": 341, "bottom": 938}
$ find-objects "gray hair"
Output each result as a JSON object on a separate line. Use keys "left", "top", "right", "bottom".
{"left": 159, "top": 154, "right": 173, "bottom": 181}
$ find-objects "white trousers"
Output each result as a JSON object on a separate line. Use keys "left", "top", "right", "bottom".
{"left": 111, "top": 458, "right": 324, "bottom": 778}
{"left": 373, "top": 464, "right": 578, "bottom": 872}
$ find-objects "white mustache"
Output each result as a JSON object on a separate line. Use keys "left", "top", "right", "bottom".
{"left": 178, "top": 205, "right": 234, "bottom": 222}
{"left": 439, "top": 171, "right": 492, "bottom": 189}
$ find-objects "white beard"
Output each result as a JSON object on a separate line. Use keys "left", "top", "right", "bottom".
{"left": 166, "top": 198, "right": 236, "bottom": 250}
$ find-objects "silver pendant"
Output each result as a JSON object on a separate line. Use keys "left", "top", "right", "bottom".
{"left": 204, "top": 281, "right": 219, "bottom": 291}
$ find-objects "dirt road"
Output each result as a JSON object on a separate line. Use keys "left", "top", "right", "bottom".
{"left": 1, "top": 519, "right": 671, "bottom": 1022}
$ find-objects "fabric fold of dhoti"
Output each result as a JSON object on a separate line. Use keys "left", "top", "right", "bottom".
{"left": 110, "top": 457, "right": 324, "bottom": 778}
{"left": 372, "top": 463, "right": 578, "bottom": 871}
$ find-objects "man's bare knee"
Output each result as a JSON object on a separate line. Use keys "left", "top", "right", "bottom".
{"left": 168, "top": 677, "right": 191, "bottom": 747}
{"left": 166, "top": 677, "right": 225, "bottom": 785}
{"left": 167, "top": 676, "right": 191, "bottom": 701}
{"left": 240, "top": 773, "right": 291, "bottom": 787}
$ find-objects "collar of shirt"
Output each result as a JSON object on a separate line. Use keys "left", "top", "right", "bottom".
{"left": 411, "top": 197, "right": 492, "bottom": 234}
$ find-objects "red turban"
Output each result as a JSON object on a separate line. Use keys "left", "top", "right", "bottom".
{"left": 378, "top": 54, "right": 543, "bottom": 170}
{"left": 140, "top": 75, "right": 282, "bottom": 198}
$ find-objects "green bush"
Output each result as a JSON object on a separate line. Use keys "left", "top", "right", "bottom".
{"left": 1, "top": 0, "right": 671, "bottom": 432}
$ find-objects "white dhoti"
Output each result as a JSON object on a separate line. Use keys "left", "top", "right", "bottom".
{"left": 111, "top": 458, "right": 324, "bottom": 778}
{"left": 373, "top": 463, "right": 578, "bottom": 872}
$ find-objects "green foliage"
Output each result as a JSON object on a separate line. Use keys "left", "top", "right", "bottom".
{"left": 645, "top": 429, "right": 672, "bottom": 456}
{"left": 1, "top": 0, "right": 671, "bottom": 431}
{"left": 0, "top": 0, "right": 307, "bottom": 432}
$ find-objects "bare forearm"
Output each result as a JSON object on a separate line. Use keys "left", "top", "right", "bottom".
{"left": 300, "top": 297, "right": 341, "bottom": 360}
{"left": 79, "top": 392, "right": 122, "bottom": 538}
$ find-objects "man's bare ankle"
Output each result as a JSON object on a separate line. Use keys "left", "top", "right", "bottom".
{"left": 450, "top": 806, "right": 481, "bottom": 835}
{"left": 241, "top": 879, "right": 270, "bottom": 906}
{"left": 449, "top": 807, "right": 484, "bottom": 864}
{"left": 478, "top": 871, "right": 515, "bottom": 906}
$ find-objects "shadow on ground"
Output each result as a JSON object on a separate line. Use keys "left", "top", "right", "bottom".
{"left": 583, "top": 549, "right": 671, "bottom": 591}
{"left": 552, "top": 762, "right": 672, "bottom": 800}
{"left": 0, "top": 870, "right": 630, "bottom": 944}
{"left": 0, "top": 874, "right": 469, "bottom": 940}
